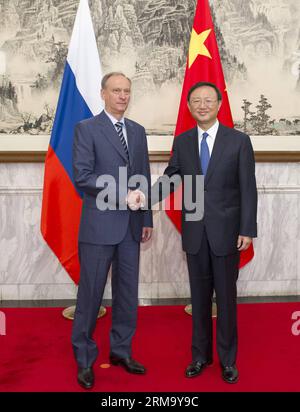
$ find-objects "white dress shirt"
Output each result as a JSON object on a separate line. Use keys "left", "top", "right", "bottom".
{"left": 104, "top": 109, "right": 128, "bottom": 146}
{"left": 197, "top": 120, "right": 219, "bottom": 157}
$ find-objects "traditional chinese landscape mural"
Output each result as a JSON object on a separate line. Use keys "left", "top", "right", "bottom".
{"left": 0, "top": 0, "right": 299, "bottom": 136}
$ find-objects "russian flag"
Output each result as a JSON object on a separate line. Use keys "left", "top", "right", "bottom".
{"left": 41, "top": 0, "right": 103, "bottom": 284}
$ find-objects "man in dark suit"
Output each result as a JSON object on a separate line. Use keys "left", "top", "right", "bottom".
{"left": 71, "top": 72, "right": 153, "bottom": 389}
{"left": 149, "top": 81, "right": 257, "bottom": 383}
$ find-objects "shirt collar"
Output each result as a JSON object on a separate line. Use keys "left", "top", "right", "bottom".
{"left": 197, "top": 120, "right": 219, "bottom": 141}
{"left": 104, "top": 109, "right": 125, "bottom": 126}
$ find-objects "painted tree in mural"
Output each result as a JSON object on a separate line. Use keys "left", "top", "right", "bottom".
{"left": 46, "top": 41, "right": 68, "bottom": 87}
{"left": 0, "top": 78, "right": 18, "bottom": 106}
{"left": 241, "top": 99, "right": 255, "bottom": 134}
{"left": 20, "top": 112, "right": 34, "bottom": 132}
{"left": 0, "top": 77, "right": 19, "bottom": 124}
{"left": 32, "top": 73, "right": 48, "bottom": 92}
{"left": 250, "top": 95, "right": 274, "bottom": 135}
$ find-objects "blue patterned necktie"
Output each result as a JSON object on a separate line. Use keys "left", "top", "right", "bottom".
{"left": 115, "top": 121, "right": 129, "bottom": 160}
{"left": 200, "top": 132, "right": 210, "bottom": 175}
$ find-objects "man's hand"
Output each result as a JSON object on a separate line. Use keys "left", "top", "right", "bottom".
{"left": 142, "top": 227, "right": 153, "bottom": 243}
{"left": 237, "top": 235, "right": 252, "bottom": 251}
{"left": 126, "top": 189, "right": 145, "bottom": 210}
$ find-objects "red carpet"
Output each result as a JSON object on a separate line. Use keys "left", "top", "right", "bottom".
{"left": 0, "top": 303, "right": 299, "bottom": 392}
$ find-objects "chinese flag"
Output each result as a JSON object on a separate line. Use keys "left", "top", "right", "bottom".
{"left": 166, "top": 0, "right": 254, "bottom": 268}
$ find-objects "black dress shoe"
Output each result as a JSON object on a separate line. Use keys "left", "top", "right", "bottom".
{"left": 110, "top": 355, "right": 146, "bottom": 374}
{"left": 77, "top": 367, "right": 94, "bottom": 389}
{"left": 222, "top": 365, "right": 239, "bottom": 384}
{"left": 185, "top": 360, "right": 212, "bottom": 378}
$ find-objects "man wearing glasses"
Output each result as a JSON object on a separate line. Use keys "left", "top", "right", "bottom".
{"left": 150, "top": 81, "right": 257, "bottom": 383}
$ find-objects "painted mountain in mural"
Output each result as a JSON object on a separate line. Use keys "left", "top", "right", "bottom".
{"left": 0, "top": 0, "right": 299, "bottom": 134}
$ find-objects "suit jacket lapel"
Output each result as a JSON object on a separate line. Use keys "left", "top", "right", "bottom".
{"left": 205, "top": 123, "right": 227, "bottom": 184}
{"left": 189, "top": 127, "right": 202, "bottom": 174}
{"left": 96, "top": 111, "right": 129, "bottom": 163}
{"left": 124, "top": 119, "right": 134, "bottom": 167}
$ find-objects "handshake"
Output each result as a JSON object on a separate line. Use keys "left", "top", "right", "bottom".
{"left": 126, "top": 189, "right": 146, "bottom": 211}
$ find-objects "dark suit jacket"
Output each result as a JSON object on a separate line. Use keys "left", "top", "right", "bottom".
{"left": 162, "top": 123, "right": 257, "bottom": 256}
{"left": 73, "top": 110, "right": 153, "bottom": 245}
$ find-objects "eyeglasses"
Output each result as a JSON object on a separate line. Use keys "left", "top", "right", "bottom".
{"left": 189, "top": 99, "right": 218, "bottom": 107}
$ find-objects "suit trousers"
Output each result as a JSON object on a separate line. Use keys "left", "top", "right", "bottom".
{"left": 186, "top": 229, "right": 239, "bottom": 367}
{"left": 72, "top": 225, "right": 140, "bottom": 368}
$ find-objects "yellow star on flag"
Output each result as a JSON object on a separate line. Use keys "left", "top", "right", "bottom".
{"left": 188, "top": 28, "right": 212, "bottom": 68}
